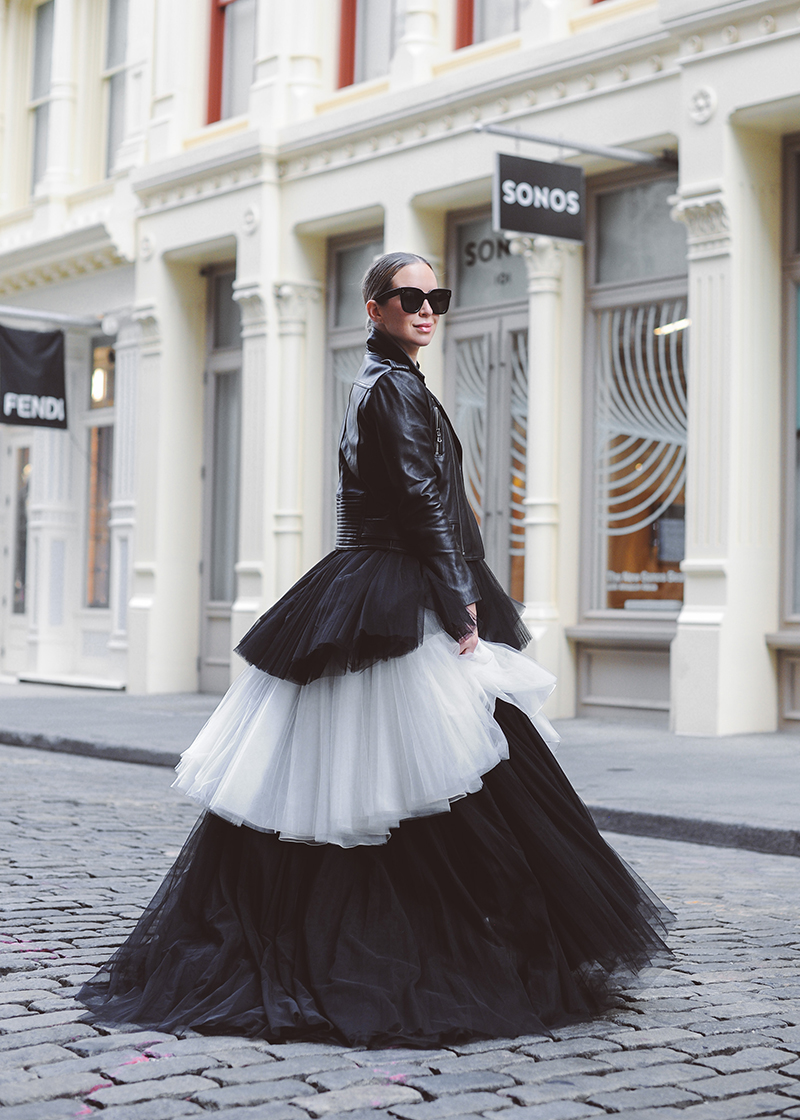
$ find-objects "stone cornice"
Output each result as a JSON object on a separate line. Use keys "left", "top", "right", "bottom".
{"left": 131, "top": 131, "right": 271, "bottom": 203}
{"left": 0, "top": 223, "right": 131, "bottom": 298}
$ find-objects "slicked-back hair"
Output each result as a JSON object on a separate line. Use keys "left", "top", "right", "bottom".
{"left": 361, "top": 252, "right": 434, "bottom": 305}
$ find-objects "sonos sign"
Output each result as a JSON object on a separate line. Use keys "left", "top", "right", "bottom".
{"left": 492, "top": 153, "right": 585, "bottom": 243}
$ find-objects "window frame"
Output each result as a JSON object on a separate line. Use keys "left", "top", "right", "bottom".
{"left": 579, "top": 166, "right": 689, "bottom": 625}
{"left": 780, "top": 133, "right": 800, "bottom": 627}
{"left": 207, "top": 0, "right": 255, "bottom": 124}
{"left": 102, "top": 0, "right": 129, "bottom": 178}
{"left": 84, "top": 337, "right": 116, "bottom": 611}
{"left": 454, "top": 0, "right": 521, "bottom": 48}
{"left": 337, "top": 0, "right": 401, "bottom": 88}
{"left": 29, "top": 0, "right": 55, "bottom": 196}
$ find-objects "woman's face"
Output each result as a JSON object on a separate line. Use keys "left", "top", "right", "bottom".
{"left": 366, "top": 261, "right": 440, "bottom": 362}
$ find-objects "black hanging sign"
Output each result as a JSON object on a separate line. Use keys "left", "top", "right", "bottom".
{"left": 492, "top": 153, "right": 585, "bottom": 243}
{"left": 0, "top": 324, "right": 67, "bottom": 429}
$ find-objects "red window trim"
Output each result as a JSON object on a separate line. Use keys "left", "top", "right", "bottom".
{"left": 338, "top": 0, "right": 357, "bottom": 88}
{"left": 455, "top": 0, "right": 474, "bottom": 49}
{"left": 207, "top": 0, "right": 238, "bottom": 124}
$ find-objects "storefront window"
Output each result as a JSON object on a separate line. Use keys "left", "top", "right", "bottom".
{"left": 596, "top": 300, "right": 687, "bottom": 610}
{"left": 590, "top": 176, "right": 688, "bottom": 612}
{"left": 86, "top": 425, "right": 114, "bottom": 607}
{"left": 90, "top": 343, "right": 115, "bottom": 408}
{"left": 455, "top": 215, "right": 527, "bottom": 308}
{"left": 13, "top": 448, "right": 31, "bottom": 614}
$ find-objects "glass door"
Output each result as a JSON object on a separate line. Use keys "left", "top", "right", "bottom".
{"left": 445, "top": 310, "right": 528, "bottom": 601}
{"left": 0, "top": 435, "right": 32, "bottom": 672}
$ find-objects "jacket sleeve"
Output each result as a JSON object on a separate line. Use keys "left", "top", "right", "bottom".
{"left": 359, "top": 370, "right": 480, "bottom": 606}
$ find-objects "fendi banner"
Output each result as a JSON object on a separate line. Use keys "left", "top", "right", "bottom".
{"left": 0, "top": 323, "right": 67, "bottom": 429}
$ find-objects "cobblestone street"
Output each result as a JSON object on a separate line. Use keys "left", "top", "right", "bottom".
{"left": 1, "top": 742, "right": 799, "bottom": 1120}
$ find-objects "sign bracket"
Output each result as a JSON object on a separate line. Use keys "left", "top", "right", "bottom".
{"left": 476, "top": 123, "right": 677, "bottom": 169}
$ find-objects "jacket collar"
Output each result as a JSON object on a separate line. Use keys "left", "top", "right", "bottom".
{"left": 366, "top": 328, "right": 425, "bottom": 382}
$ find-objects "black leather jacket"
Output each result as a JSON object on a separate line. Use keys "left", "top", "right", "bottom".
{"left": 336, "top": 328, "right": 483, "bottom": 605}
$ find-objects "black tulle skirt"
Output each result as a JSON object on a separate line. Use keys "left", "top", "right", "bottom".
{"left": 235, "top": 549, "right": 530, "bottom": 684}
{"left": 81, "top": 701, "right": 671, "bottom": 1047}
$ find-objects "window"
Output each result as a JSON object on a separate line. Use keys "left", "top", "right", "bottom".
{"left": 207, "top": 0, "right": 257, "bottom": 124}
{"left": 338, "top": 0, "right": 404, "bottom": 87}
{"left": 587, "top": 176, "right": 688, "bottom": 614}
{"left": 327, "top": 233, "right": 384, "bottom": 449}
{"left": 783, "top": 138, "right": 800, "bottom": 618}
{"left": 208, "top": 273, "right": 242, "bottom": 603}
{"left": 13, "top": 449, "right": 31, "bottom": 615}
{"left": 446, "top": 212, "right": 529, "bottom": 599}
{"left": 86, "top": 342, "right": 115, "bottom": 608}
{"left": 104, "top": 0, "right": 128, "bottom": 176}
{"left": 30, "top": 0, "right": 54, "bottom": 193}
{"left": 455, "top": 0, "right": 520, "bottom": 48}
{"left": 325, "top": 233, "right": 384, "bottom": 534}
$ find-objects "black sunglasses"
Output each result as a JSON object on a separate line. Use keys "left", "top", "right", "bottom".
{"left": 374, "top": 287, "right": 452, "bottom": 315}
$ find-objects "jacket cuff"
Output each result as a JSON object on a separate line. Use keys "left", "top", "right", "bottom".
{"left": 424, "top": 551, "right": 481, "bottom": 605}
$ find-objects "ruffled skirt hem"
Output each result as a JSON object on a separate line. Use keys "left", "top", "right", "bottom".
{"left": 80, "top": 702, "right": 672, "bottom": 1048}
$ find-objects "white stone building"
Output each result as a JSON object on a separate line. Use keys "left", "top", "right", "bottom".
{"left": 0, "top": 0, "right": 798, "bottom": 735}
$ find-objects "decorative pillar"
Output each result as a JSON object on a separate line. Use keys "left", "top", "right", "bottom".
{"left": 230, "top": 280, "right": 268, "bottom": 676}
{"left": 125, "top": 305, "right": 160, "bottom": 694}
{"left": 669, "top": 191, "right": 732, "bottom": 734}
{"left": 272, "top": 283, "right": 320, "bottom": 598}
{"left": 670, "top": 145, "right": 781, "bottom": 734}
{"left": 508, "top": 235, "right": 567, "bottom": 680}
{"left": 391, "top": 0, "right": 438, "bottom": 88}
{"left": 106, "top": 314, "right": 138, "bottom": 681}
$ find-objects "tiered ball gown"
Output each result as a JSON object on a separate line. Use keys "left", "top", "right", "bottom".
{"left": 81, "top": 355, "right": 671, "bottom": 1048}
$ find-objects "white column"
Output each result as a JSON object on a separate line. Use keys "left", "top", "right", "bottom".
{"left": 106, "top": 314, "right": 137, "bottom": 680}
{"left": 670, "top": 132, "right": 782, "bottom": 733}
{"left": 272, "top": 282, "right": 320, "bottom": 598}
{"left": 391, "top": 0, "right": 438, "bottom": 88}
{"left": 230, "top": 281, "right": 268, "bottom": 676}
{"left": 125, "top": 306, "right": 160, "bottom": 693}
{"left": 508, "top": 235, "right": 566, "bottom": 677}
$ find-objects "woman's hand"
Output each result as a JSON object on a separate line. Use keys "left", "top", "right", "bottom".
{"left": 458, "top": 604, "right": 479, "bottom": 656}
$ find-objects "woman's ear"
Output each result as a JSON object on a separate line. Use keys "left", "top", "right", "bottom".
{"left": 366, "top": 299, "right": 382, "bottom": 325}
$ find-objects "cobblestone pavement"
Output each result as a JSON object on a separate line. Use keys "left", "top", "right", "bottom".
{"left": 1, "top": 742, "right": 799, "bottom": 1120}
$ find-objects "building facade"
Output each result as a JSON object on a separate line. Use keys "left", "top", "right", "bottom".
{"left": 0, "top": 0, "right": 798, "bottom": 734}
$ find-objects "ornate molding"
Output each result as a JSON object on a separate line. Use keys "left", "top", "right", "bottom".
{"left": 0, "top": 244, "right": 127, "bottom": 297}
{"left": 507, "top": 235, "right": 572, "bottom": 293}
{"left": 670, "top": 192, "right": 731, "bottom": 260}
{"left": 232, "top": 280, "right": 268, "bottom": 335}
{"left": 273, "top": 282, "right": 322, "bottom": 328}
{"left": 132, "top": 302, "right": 160, "bottom": 349}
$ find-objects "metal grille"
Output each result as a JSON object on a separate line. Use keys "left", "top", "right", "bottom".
{"left": 509, "top": 329, "right": 528, "bottom": 559}
{"left": 596, "top": 300, "right": 688, "bottom": 538}
{"left": 454, "top": 334, "right": 489, "bottom": 523}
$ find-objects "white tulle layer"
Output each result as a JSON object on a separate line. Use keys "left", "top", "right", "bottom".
{"left": 173, "top": 620, "right": 557, "bottom": 848}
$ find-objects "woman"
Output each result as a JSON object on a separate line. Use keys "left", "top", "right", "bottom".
{"left": 81, "top": 252, "right": 670, "bottom": 1047}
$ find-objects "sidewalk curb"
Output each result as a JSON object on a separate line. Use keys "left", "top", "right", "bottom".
{"left": 2, "top": 730, "right": 798, "bottom": 859}
{"left": 591, "top": 807, "right": 800, "bottom": 859}
{"left": 0, "top": 730, "right": 180, "bottom": 769}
